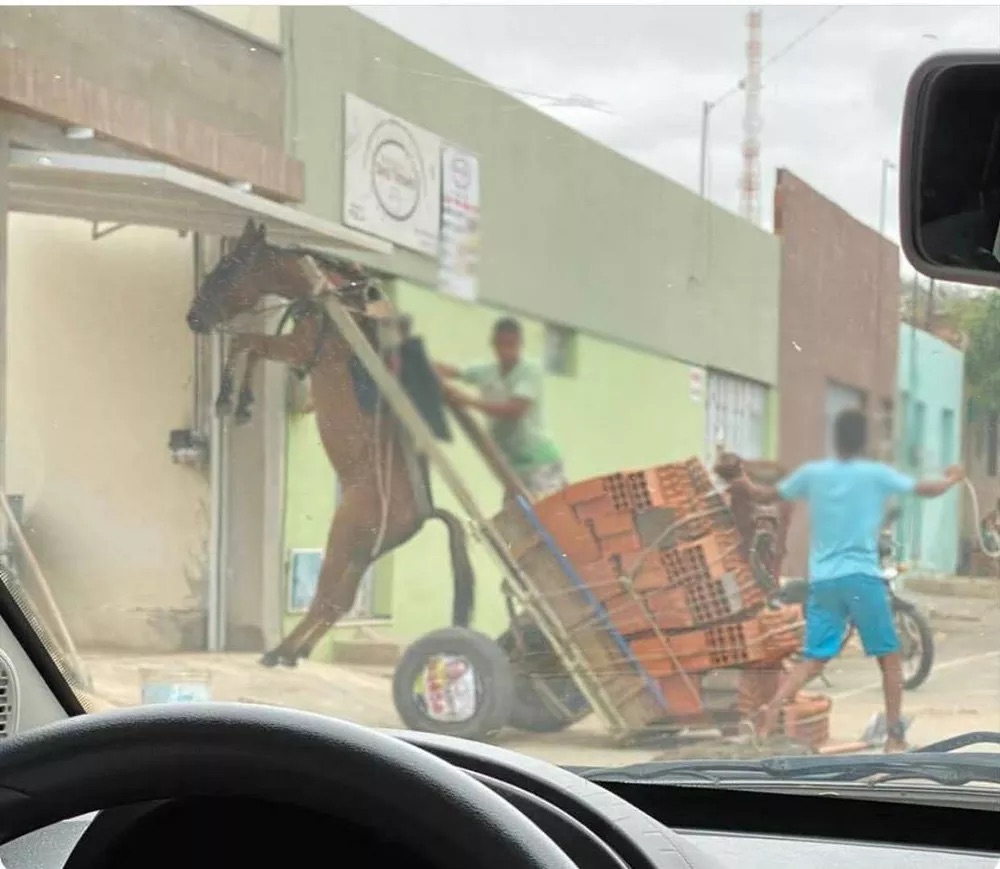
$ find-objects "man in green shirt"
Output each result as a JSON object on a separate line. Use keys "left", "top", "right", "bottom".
{"left": 437, "top": 317, "right": 567, "bottom": 501}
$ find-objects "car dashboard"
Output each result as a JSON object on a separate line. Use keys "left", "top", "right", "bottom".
{"left": 0, "top": 730, "right": 996, "bottom": 869}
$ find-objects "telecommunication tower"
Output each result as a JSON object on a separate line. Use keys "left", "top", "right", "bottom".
{"left": 739, "top": 7, "right": 763, "bottom": 225}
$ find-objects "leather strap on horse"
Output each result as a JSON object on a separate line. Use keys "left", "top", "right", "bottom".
{"left": 275, "top": 297, "right": 334, "bottom": 380}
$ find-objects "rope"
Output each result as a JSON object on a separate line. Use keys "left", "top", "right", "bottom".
{"left": 370, "top": 394, "right": 394, "bottom": 560}
{"left": 962, "top": 477, "right": 1000, "bottom": 559}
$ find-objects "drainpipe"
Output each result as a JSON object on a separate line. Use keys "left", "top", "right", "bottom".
{"left": 203, "top": 236, "right": 229, "bottom": 653}
{"left": 192, "top": 234, "right": 204, "bottom": 437}
{"left": 207, "top": 327, "right": 226, "bottom": 652}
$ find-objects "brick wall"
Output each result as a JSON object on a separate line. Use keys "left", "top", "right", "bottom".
{"left": 774, "top": 169, "right": 901, "bottom": 577}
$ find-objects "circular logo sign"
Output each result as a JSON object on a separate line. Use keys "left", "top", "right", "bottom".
{"left": 371, "top": 132, "right": 421, "bottom": 223}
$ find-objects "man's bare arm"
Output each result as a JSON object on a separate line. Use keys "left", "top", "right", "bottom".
{"left": 469, "top": 396, "right": 531, "bottom": 421}
{"left": 434, "top": 362, "right": 462, "bottom": 380}
{"left": 914, "top": 465, "right": 965, "bottom": 498}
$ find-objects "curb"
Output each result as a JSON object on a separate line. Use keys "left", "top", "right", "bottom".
{"left": 904, "top": 575, "right": 1000, "bottom": 601}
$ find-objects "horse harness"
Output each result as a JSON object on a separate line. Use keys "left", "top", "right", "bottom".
{"left": 274, "top": 293, "right": 401, "bottom": 382}
{"left": 273, "top": 279, "right": 436, "bottom": 536}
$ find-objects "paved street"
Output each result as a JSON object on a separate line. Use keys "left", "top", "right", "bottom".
{"left": 81, "top": 587, "right": 1000, "bottom": 769}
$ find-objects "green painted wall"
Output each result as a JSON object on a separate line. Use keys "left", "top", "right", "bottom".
{"left": 897, "top": 324, "right": 965, "bottom": 574}
{"left": 278, "top": 6, "right": 782, "bottom": 649}
{"left": 282, "top": 6, "right": 781, "bottom": 385}
{"left": 282, "top": 281, "right": 777, "bottom": 646}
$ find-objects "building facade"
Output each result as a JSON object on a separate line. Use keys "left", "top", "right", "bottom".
{"left": 896, "top": 324, "right": 965, "bottom": 574}
{"left": 773, "top": 169, "right": 902, "bottom": 579}
{"left": 0, "top": 6, "right": 787, "bottom": 657}
{"left": 279, "top": 7, "right": 783, "bottom": 649}
{"left": 0, "top": 7, "right": 384, "bottom": 654}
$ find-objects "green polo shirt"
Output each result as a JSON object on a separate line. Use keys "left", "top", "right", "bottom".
{"left": 460, "top": 359, "right": 562, "bottom": 474}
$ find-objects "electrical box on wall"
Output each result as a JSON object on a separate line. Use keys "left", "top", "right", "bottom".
{"left": 168, "top": 429, "right": 208, "bottom": 466}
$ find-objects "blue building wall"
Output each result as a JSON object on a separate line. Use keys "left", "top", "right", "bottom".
{"left": 897, "top": 325, "right": 965, "bottom": 573}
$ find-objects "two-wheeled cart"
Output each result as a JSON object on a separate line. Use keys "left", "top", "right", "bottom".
{"left": 300, "top": 257, "right": 827, "bottom": 747}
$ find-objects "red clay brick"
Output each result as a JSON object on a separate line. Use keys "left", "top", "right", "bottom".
{"left": 658, "top": 672, "right": 704, "bottom": 718}
{"left": 562, "top": 477, "right": 608, "bottom": 506}
{"left": 632, "top": 563, "right": 672, "bottom": 593}
{"left": 604, "top": 595, "right": 655, "bottom": 636}
{"left": 599, "top": 531, "right": 642, "bottom": 559}
{"left": 783, "top": 693, "right": 832, "bottom": 749}
{"left": 646, "top": 587, "right": 697, "bottom": 631}
{"left": 534, "top": 500, "right": 602, "bottom": 564}
{"left": 573, "top": 495, "right": 619, "bottom": 522}
{"left": 574, "top": 559, "right": 622, "bottom": 602}
{"left": 591, "top": 512, "right": 636, "bottom": 539}
{"left": 631, "top": 632, "right": 714, "bottom": 676}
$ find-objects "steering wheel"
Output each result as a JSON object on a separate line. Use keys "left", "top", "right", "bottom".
{"left": 0, "top": 703, "right": 578, "bottom": 869}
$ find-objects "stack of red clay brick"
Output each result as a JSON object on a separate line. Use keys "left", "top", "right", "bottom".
{"left": 736, "top": 672, "right": 832, "bottom": 747}
{"left": 530, "top": 457, "right": 822, "bottom": 738}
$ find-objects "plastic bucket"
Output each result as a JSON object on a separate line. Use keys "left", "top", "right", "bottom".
{"left": 139, "top": 668, "right": 212, "bottom": 705}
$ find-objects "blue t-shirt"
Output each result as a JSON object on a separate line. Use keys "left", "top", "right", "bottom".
{"left": 777, "top": 459, "right": 916, "bottom": 581}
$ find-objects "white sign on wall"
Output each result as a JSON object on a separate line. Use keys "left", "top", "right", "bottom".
{"left": 689, "top": 366, "right": 705, "bottom": 403}
{"left": 342, "top": 94, "right": 442, "bottom": 256}
{"left": 438, "top": 145, "right": 481, "bottom": 301}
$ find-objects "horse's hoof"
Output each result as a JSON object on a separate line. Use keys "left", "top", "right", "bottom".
{"left": 215, "top": 399, "right": 233, "bottom": 417}
{"left": 259, "top": 650, "right": 281, "bottom": 668}
{"left": 280, "top": 655, "right": 299, "bottom": 669}
{"left": 235, "top": 408, "right": 252, "bottom": 425}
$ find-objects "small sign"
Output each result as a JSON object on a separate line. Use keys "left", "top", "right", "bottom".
{"left": 342, "top": 94, "right": 442, "bottom": 256}
{"left": 689, "top": 366, "right": 705, "bottom": 403}
{"left": 287, "top": 548, "right": 323, "bottom": 613}
{"left": 438, "top": 145, "right": 481, "bottom": 301}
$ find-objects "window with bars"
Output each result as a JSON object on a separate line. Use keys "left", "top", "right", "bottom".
{"left": 705, "top": 371, "right": 767, "bottom": 463}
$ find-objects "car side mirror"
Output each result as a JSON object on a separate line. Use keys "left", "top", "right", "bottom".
{"left": 900, "top": 52, "right": 1000, "bottom": 287}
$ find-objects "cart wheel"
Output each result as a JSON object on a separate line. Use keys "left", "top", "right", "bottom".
{"left": 498, "top": 622, "right": 590, "bottom": 733}
{"left": 508, "top": 673, "right": 590, "bottom": 733}
{"left": 392, "top": 627, "right": 514, "bottom": 741}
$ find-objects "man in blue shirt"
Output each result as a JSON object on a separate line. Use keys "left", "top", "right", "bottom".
{"left": 740, "top": 409, "right": 964, "bottom": 752}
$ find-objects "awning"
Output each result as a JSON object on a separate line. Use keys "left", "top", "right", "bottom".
{"left": 6, "top": 148, "right": 393, "bottom": 255}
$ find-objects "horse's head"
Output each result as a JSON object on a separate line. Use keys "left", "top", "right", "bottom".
{"left": 187, "top": 219, "right": 274, "bottom": 334}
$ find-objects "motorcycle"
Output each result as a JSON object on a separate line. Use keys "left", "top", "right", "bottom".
{"left": 776, "top": 513, "right": 936, "bottom": 691}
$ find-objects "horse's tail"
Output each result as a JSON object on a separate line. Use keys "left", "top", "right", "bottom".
{"left": 430, "top": 508, "right": 475, "bottom": 628}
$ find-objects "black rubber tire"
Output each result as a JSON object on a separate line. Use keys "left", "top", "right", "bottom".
{"left": 498, "top": 622, "right": 590, "bottom": 734}
{"left": 895, "top": 605, "right": 935, "bottom": 691}
{"left": 392, "top": 627, "right": 514, "bottom": 741}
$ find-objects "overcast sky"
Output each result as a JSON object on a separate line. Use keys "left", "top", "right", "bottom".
{"left": 356, "top": 4, "right": 1000, "bottom": 255}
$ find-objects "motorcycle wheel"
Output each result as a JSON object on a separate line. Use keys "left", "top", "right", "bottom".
{"left": 894, "top": 605, "right": 935, "bottom": 691}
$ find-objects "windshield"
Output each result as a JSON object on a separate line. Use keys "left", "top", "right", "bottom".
{"left": 0, "top": 3, "right": 997, "bottom": 797}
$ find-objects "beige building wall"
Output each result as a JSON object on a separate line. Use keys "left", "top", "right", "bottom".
{"left": 5, "top": 215, "right": 209, "bottom": 651}
{"left": 193, "top": 5, "right": 281, "bottom": 45}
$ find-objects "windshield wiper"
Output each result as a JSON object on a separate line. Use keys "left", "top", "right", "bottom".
{"left": 576, "top": 731, "right": 1000, "bottom": 787}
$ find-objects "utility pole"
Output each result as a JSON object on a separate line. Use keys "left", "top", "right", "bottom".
{"left": 874, "top": 158, "right": 896, "bottom": 459}
{"left": 698, "top": 101, "right": 712, "bottom": 198}
{"left": 878, "top": 157, "right": 896, "bottom": 238}
{"left": 739, "top": 7, "right": 764, "bottom": 225}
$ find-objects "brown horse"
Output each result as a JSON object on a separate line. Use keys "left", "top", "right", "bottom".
{"left": 186, "top": 219, "right": 475, "bottom": 667}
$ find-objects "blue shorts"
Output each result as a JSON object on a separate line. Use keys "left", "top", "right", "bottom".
{"left": 803, "top": 573, "right": 900, "bottom": 660}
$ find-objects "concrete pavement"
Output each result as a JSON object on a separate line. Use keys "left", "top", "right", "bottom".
{"left": 80, "top": 588, "right": 999, "bottom": 768}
